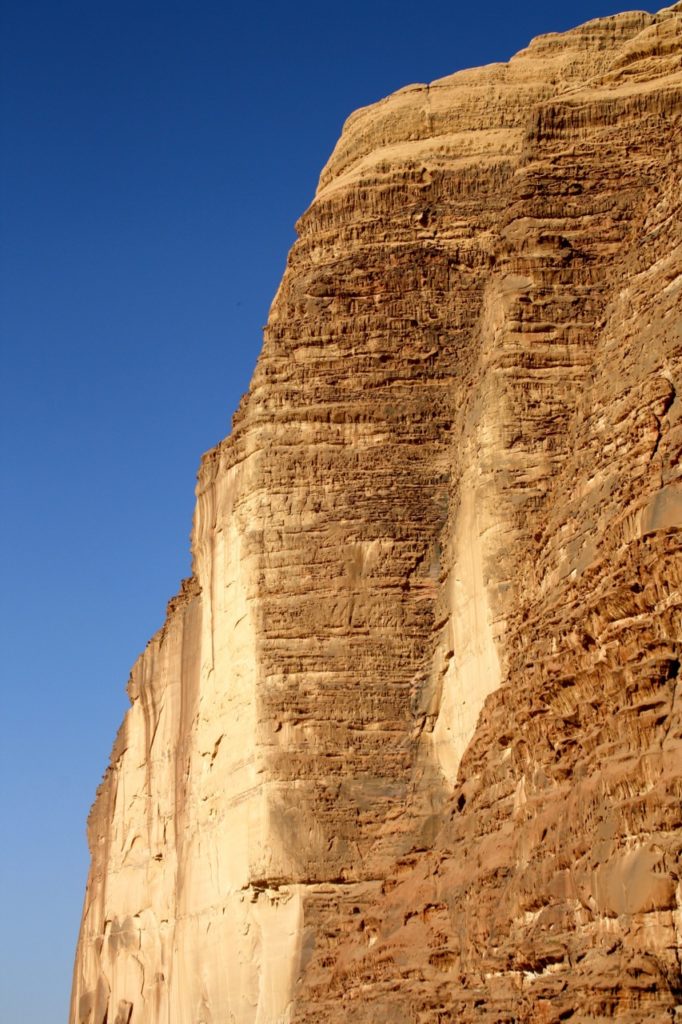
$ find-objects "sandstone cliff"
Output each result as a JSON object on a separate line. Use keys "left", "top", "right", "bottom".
{"left": 71, "top": 6, "right": 682, "bottom": 1022}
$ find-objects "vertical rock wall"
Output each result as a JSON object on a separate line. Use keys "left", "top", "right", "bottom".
{"left": 71, "top": 6, "right": 682, "bottom": 1023}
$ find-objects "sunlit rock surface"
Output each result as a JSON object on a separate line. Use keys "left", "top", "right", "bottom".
{"left": 71, "top": 5, "right": 682, "bottom": 1022}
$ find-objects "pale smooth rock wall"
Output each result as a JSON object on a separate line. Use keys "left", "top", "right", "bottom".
{"left": 71, "top": 5, "right": 682, "bottom": 1023}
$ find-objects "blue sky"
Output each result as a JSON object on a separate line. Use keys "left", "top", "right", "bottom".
{"left": 0, "top": 1, "right": 659, "bottom": 1019}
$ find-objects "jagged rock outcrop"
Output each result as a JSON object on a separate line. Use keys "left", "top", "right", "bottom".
{"left": 71, "top": 6, "right": 682, "bottom": 1023}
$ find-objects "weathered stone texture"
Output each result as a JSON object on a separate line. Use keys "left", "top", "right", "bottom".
{"left": 71, "top": 5, "right": 682, "bottom": 1022}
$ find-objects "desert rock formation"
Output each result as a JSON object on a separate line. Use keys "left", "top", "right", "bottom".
{"left": 71, "top": 5, "right": 682, "bottom": 1022}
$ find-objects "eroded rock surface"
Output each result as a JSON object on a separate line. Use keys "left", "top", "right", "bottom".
{"left": 71, "top": 6, "right": 682, "bottom": 1022}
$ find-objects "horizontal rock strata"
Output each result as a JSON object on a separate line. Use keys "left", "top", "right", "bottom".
{"left": 71, "top": 5, "right": 682, "bottom": 1023}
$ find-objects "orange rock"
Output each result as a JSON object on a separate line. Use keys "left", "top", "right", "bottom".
{"left": 71, "top": 5, "right": 682, "bottom": 1022}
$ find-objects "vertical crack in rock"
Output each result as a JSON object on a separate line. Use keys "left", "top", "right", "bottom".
{"left": 71, "top": 5, "right": 682, "bottom": 1022}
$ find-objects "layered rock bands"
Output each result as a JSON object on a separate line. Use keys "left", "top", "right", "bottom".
{"left": 71, "top": 6, "right": 682, "bottom": 1023}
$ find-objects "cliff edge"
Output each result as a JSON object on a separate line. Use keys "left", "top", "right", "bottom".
{"left": 71, "top": 6, "right": 682, "bottom": 1022}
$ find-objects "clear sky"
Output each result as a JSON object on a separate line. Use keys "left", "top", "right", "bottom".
{"left": 0, "top": 0, "right": 660, "bottom": 1019}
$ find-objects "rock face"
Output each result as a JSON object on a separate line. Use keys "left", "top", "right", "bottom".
{"left": 71, "top": 6, "right": 682, "bottom": 1023}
